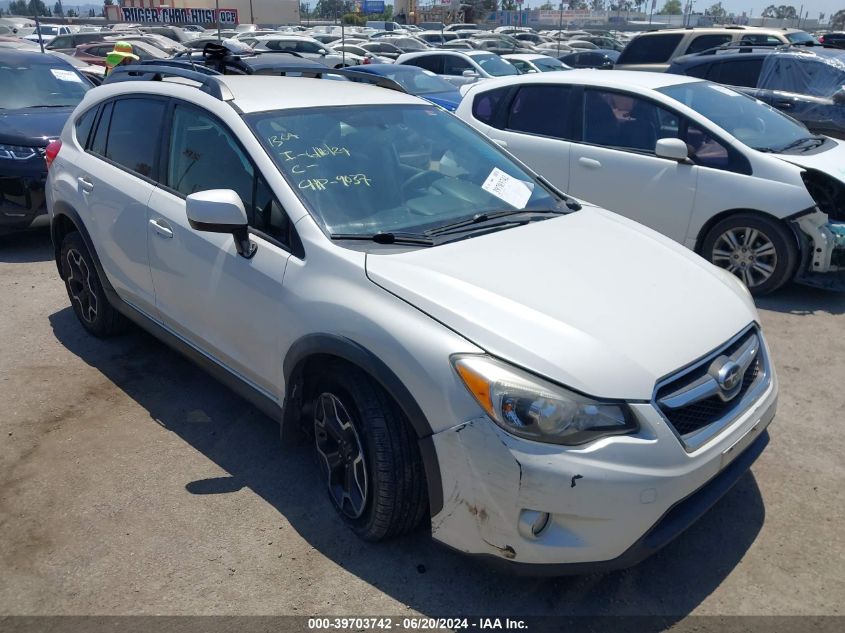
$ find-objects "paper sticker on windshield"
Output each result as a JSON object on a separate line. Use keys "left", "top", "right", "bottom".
{"left": 50, "top": 68, "right": 82, "bottom": 83}
{"left": 481, "top": 167, "right": 533, "bottom": 209}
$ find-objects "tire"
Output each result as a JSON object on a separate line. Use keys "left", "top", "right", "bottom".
{"left": 700, "top": 213, "right": 798, "bottom": 295}
{"left": 311, "top": 362, "right": 428, "bottom": 541}
{"left": 60, "top": 231, "right": 125, "bottom": 337}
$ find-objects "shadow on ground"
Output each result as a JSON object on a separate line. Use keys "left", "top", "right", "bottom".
{"left": 49, "top": 306, "right": 766, "bottom": 622}
{"left": 0, "top": 229, "right": 53, "bottom": 264}
{"left": 756, "top": 282, "right": 845, "bottom": 316}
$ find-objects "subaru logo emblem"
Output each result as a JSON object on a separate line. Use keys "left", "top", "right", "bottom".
{"left": 710, "top": 357, "right": 743, "bottom": 398}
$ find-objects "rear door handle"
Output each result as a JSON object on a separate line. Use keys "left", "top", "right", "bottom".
{"left": 149, "top": 218, "right": 173, "bottom": 239}
{"left": 774, "top": 100, "right": 794, "bottom": 109}
{"left": 77, "top": 177, "right": 94, "bottom": 193}
{"left": 578, "top": 157, "right": 602, "bottom": 169}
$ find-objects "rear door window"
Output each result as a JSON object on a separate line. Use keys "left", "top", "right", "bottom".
{"left": 507, "top": 85, "right": 574, "bottom": 139}
{"left": 405, "top": 55, "right": 443, "bottom": 74}
{"left": 685, "top": 34, "right": 732, "bottom": 54}
{"left": 617, "top": 33, "right": 683, "bottom": 64}
{"left": 443, "top": 55, "right": 473, "bottom": 75}
{"left": 101, "top": 98, "right": 166, "bottom": 179}
{"left": 712, "top": 58, "right": 764, "bottom": 87}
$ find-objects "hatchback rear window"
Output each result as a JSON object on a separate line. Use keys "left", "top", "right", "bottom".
{"left": 617, "top": 33, "right": 683, "bottom": 65}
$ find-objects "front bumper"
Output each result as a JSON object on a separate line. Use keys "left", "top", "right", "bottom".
{"left": 0, "top": 173, "right": 48, "bottom": 234}
{"left": 429, "top": 363, "right": 777, "bottom": 572}
{"left": 793, "top": 212, "right": 845, "bottom": 290}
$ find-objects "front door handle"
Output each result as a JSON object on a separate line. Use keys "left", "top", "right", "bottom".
{"left": 578, "top": 157, "right": 602, "bottom": 169}
{"left": 77, "top": 177, "right": 94, "bottom": 193}
{"left": 493, "top": 138, "right": 508, "bottom": 148}
{"left": 149, "top": 218, "right": 173, "bottom": 239}
{"left": 774, "top": 100, "right": 794, "bottom": 110}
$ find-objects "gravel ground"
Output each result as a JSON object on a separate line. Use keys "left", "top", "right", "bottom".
{"left": 1, "top": 229, "right": 843, "bottom": 620}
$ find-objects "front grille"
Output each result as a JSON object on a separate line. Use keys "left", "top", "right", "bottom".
{"left": 654, "top": 328, "right": 769, "bottom": 449}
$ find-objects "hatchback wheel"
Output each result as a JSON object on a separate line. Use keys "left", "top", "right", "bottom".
{"left": 312, "top": 364, "right": 428, "bottom": 541}
{"left": 60, "top": 231, "right": 125, "bottom": 337}
{"left": 701, "top": 213, "right": 798, "bottom": 295}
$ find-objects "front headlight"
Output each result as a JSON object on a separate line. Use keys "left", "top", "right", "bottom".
{"left": 452, "top": 355, "right": 636, "bottom": 446}
{"left": 0, "top": 144, "right": 39, "bottom": 161}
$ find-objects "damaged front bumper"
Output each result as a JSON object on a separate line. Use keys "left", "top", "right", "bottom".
{"left": 0, "top": 173, "right": 49, "bottom": 235}
{"left": 428, "top": 370, "right": 777, "bottom": 573}
{"left": 792, "top": 210, "right": 845, "bottom": 290}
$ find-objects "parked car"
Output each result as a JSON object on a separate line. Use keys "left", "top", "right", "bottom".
{"left": 331, "top": 44, "right": 392, "bottom": 65}
{"left": 565, "top": 40, "right": 599, "bottom": 50}
{"left": 818, "top": 32, "right": 845, "bottom": 48}
{"left": 372, "top": 36, "right": 430, "bottom": 53}
{"left": 0, "top": 36, "right": 39, "bottom": 50}
{"left": 115, "top": 33, "right": 189, "bottom": 56}
{"left": 502, "top": 54, "right": 569, "bottom": 73}
{"left": 344, "top": 64, "right": 463, "bottom": 110}
{"left": 153, "top": 49, "right": 331, "bottom": 77}
{"left": 396, "top": 50, "right": 519, "bottom": 87}
{"left": 72, "top": 41, "right": 169, "bottom": 67}
{"left": 513, "top": 32, "right": 555, "bottom": 47}
{"left": 186, "top": 37, "right": 255, "bottom": 55}
{"left": 23, "top": 24, "right": 73, "bottom": 45}
{"left": 615, "top": 27, "right": 816, "bottom": 72}
{"left": 471, "top": 37, "right": 537, "bottom": 55}
{"left": 357, "top": 41, "right": 404, "bottom": 60}
{"left": 247, "top": 35, "right": 349, "bottom": 68}
{"left": 667, "top": 47, "right": 845, "bottom": 140}
{"left": 558, "top": 49, "right": 620, "bottom": 69}
{"left": 456, "top": 71, "right": 845, "bottom": 293}
{"left": 46, "top": 65, "right": 776, "bottom": 573}
{"left": 138, "top": 26, "right": 197, "bottom": 44}
{"left": 45, "top": 31, "right": 113, "bottom": 53}
{"left": 1, "top": 49, "right": 90, "bottom": 234}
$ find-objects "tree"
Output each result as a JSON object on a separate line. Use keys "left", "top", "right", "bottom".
{"left": 832, "top": 9, "right": 845, "bottom": 29}
{"left": 590, "top": 0, "right": 604, "bottom": 10}
{"left": 66, "top": 8, "right": 76, "bottom": 16}
{"left": 704, "top": 2, "right": 726, "bottom": 18}
{"left": 661, "top": 0, "right": 682, "bottom": 13}
{"left": 762, "top": 4, "right": 797, "bottom": 19}
{"left": 53, "top": 1, "right": 63, "bottom": 17}
{"left": 539, "top": 2, "right": 555, "bottom": 8}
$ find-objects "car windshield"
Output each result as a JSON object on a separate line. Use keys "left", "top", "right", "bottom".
{"left": 786, "top": 31, "right": 816, "bottom": 44}
{"left": 534, "top": 57, "right": 567, "bottom": 71}
{"left": 0, "top": 60, "right": 89, "bottom": 109}
{"left": 365, "top": 68, "right": 456, "bottom": 95}
{"left": 657, "top": 81, "right": 811, "bottom": 152}
{"left": 247, "top": 105, "right": 563, "bottom": 238}
{"left": 471, "top": 52, "right": 519, "bottom": 76}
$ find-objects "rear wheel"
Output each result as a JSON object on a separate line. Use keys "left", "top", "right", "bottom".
{"left": 311, "top": 363, "right": 427, "bottom": 541}
{"left": 701, "top": 213, "right": 798, "bottom": 295}
{"left": 60, "top": 231, "right": 125, "bottom": 337}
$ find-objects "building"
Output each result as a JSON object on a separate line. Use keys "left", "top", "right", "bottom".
{"left": 106, "top": 0, "right": 300, "bottom": 27}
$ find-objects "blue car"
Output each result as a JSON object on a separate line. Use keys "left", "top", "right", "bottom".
{"left": 343, "top": 64, "right": 463, "bottom": 111}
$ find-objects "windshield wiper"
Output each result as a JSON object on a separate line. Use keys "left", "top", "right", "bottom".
{"left": 330, "top": 231, "right": 434, "bottom": 246}
{"left": 427, "top": 208, "right": 565, "bottom": 237}
{"left": 778, "top": 136, "right": 824, "bottom": 152}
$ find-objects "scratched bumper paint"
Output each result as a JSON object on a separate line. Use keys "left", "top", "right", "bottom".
{"left": 429, "top": 369, "right": 777, "bottom": 566}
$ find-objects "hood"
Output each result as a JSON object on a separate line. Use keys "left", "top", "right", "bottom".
{"left": 0, "top": 107, "right": 73, "bottom": 146}
{"left": 366, "top": 207, "right": 757, "bottom": 400}
{"left": 774, "top": 137, "right": 845, "bottom": 184}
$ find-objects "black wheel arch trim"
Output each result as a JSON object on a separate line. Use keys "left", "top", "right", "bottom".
{"left": 282, "top": 333, "right": 444, "bottom": 516}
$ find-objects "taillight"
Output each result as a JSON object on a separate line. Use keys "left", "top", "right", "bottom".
{"left": 364, "top": 56, "right": 371, "bottom": 64}
{"left": 45, "top": 139, "right": 62, "bottom": 169}
{"left": 819, "top": 35, "right": 825, "bottom": 43}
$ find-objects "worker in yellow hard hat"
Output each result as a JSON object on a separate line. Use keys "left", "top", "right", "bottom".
{"left": 104, "top": 41, "right": 140, "bottom": 76}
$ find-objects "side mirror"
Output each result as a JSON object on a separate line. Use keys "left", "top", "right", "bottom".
{"left": 186, "top": 189, "right": 256, "bottom": 259}
{"left": 462, "top": 69, "right": 478, "bottom": 78}
{"left": 655, "top": 137, "right": 689, "bottom": 162}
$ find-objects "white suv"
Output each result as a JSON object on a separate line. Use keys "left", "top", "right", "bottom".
{"left": 46, "top": 66, "right": 777, "bottom": 572}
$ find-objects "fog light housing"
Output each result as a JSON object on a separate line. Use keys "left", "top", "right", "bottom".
{"left": 518, "top": 509, "right": 551, "bottom": 539}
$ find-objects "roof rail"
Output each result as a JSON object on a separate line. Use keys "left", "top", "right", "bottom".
{"left": 102, "top": 64, "right": 233, "bottom": 100}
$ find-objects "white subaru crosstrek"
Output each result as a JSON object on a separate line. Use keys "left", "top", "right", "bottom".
{"left": 456, "top": 70, "right": 845, "bottom": 295}
{"left": 45, "top": 66, "right": 777, "bottom": 572}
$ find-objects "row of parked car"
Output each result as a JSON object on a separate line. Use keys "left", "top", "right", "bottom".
{"left": 1, "top": 18, "right": 843, "bottom": 574}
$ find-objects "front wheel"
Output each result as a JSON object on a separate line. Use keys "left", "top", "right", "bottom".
{"left": 311, "top": 364, "right": 428, "bottom": 541}
{"left": 701, "top": 213, "right": 798, "bottom": 295}
{"left": 60, "top": 231, "right": 125, "bottom": 337}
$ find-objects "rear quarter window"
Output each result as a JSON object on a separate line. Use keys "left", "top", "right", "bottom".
{"left": 618, "top": 33, "right": 683, "bottom": 65}
{"left": 472, "top": 86, "right": 510, "bottom": 127}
